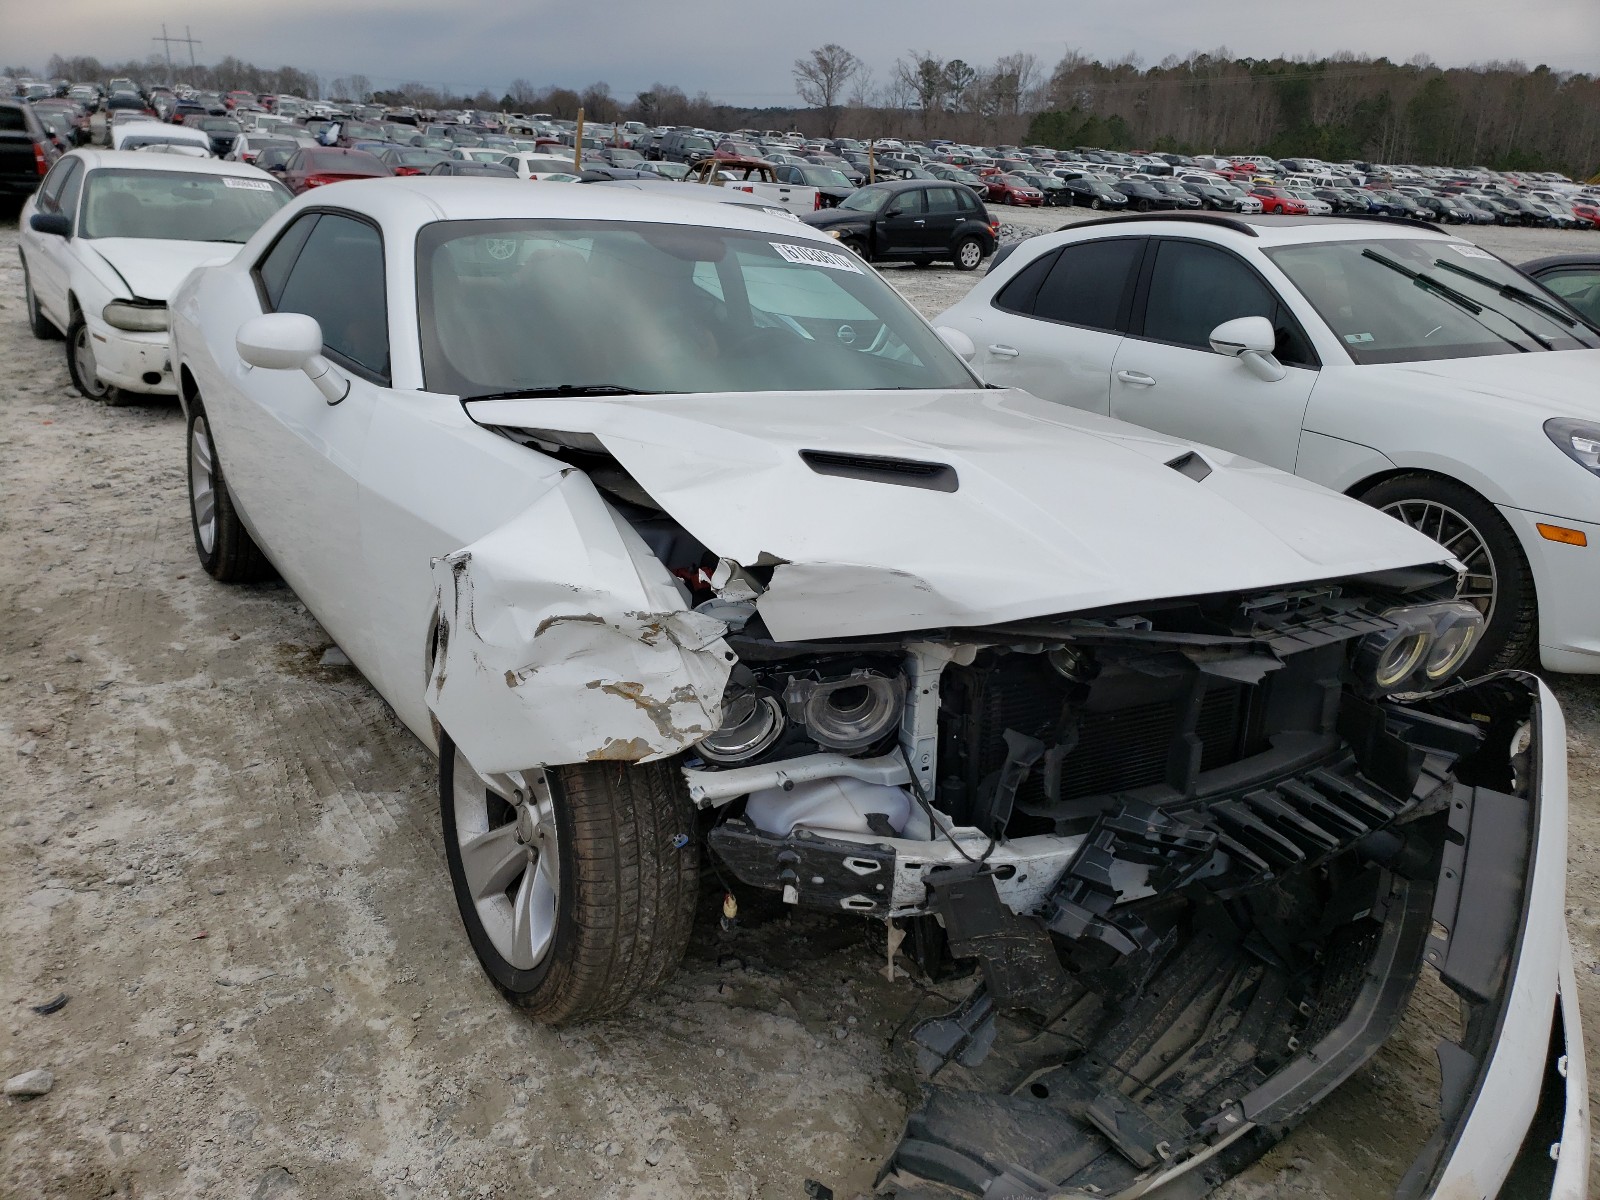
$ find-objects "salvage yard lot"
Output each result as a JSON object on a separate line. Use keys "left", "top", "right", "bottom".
{"left": 2, "top": 208, "right": 1598, "bottom": 1199}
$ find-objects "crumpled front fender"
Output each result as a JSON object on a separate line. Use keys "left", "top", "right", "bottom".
{"left": 426, "top": 469, "right": 734, "bottom": 773}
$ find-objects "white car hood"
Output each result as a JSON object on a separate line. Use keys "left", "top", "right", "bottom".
{"left": 467, "top": 389, "right": 1455, "bottom": 641}
{"left": 1374, "top": 349, "right": 1600, "bottom": 420}
{"left": 86, "top": 238, "right": 240, "bottom": 301}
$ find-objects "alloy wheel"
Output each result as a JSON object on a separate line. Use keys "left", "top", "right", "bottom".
{"left": 452, "top": 755, "right": 559, "bottom": 971}
{"left": 1380, "top": 498, "right": 1498, "bottom": 624}
{"left": 958, "top": 240, "right": 982, "bottom": 269}
{"left": 190, "top": 415, "right": 218, "bottom": 555}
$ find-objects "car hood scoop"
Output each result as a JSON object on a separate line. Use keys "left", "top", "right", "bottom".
{"left": 466, "top": 388, "right": 1454, "bottom": 641}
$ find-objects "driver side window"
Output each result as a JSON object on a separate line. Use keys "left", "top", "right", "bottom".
{"left": 261, "top": 212, "right": 390, "bottom": 383}
{"left": 1140, "top": 240, "right": 1316, "bottom": 367}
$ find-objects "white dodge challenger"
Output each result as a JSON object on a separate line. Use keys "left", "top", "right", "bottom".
{"left": 166, "top": 179, "right": 1587, "bottom": 1199}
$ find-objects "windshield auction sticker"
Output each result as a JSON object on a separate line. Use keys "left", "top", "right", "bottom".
{"left": 223, "top": 177, "right": 276, "bottom": 191}
{"left": 1445, "top": 243, "right": 1495, "bottom": 259}
{"left": 772, "top": 242, "right": 863, "bottom": 273}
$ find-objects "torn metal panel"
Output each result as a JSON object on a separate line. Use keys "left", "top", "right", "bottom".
{"left": 426, "top": 469, "right": 734, "bottom": 773}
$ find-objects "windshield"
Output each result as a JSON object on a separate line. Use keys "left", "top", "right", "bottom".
{"left": 802, "top": 168, "right": 852, "bottom": 187}
{"left": 80, "top": 169, "right": 290, "bottom": 242}
{"left": 839, "top": 186, "right": 893, "bottom": 213}
{"left": 416, "top": 219, "right": 976, "bottom": 397}
{"left": 1266, "top": 238, "right": 1600, "bottom": 364}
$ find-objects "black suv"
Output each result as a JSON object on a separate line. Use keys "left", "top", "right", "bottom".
{"left": 0, "top": 100, "right": 59, "bottom": 200}
{"left": 802, "top": 179, "right": 997, "bottom": 270}
{"left": 654, "top": 129, "right": 715, "bottom": 165}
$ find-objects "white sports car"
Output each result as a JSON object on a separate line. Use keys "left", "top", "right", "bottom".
{"left": 936, "top": 214, "right": 1600, "bottom": 676}
{"left": 167, "top": 179, "right": 1586, "bottom": 1199}
{"left": 19, "top": 149, "right": 289, "bottom": 401}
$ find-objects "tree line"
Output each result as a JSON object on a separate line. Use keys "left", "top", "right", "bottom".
{"left": 13, "top": 45, "right": 1597, "bottom": 176}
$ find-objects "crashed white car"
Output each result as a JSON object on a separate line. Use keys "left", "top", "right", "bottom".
{"left": 167, "top": 180, "right": 1587, "bottom": 1199}
{"left": 18, "top": 149, "right": 289, "bottom": 401}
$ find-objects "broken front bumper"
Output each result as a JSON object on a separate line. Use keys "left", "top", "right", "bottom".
{"left": 870, "top": 676, "right": 1587, "bottom": 1200}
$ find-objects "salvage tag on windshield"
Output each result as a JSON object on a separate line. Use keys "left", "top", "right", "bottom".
{"left": 222, "top": 177, "right": 275, "bottom": 191}
{"left": 772, "top": 242, "right": 863, "bottom": 273}
{"left": 1445, "top": 243, "right": 1494, "bottom": 259}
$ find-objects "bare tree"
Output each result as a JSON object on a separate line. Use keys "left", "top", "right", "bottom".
{"left": 793, "top": 44, "right": 866, "bottom": 136}
{"left": 896, "top": 52, "right": 948, "bottom": 129}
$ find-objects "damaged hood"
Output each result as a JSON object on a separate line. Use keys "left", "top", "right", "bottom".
{"left": 468, "top": 389, "right": 1458, "bottom": 641}
{"left": 86, "top": 238, "right": 240, "bottom": 301}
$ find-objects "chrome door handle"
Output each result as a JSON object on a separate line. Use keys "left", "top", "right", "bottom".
{"left": 988, "top": 344, "right": 1020, "bottom": 358}
{"left": 1117, "top": 370, "right": 1157, "bottom": 386}
{"left": 913, "top": 219, "right": 926, "bottom": 224}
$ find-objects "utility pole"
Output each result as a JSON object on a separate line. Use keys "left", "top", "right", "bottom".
{"left": 153, "top": 26, "right": 202, "bottom": 85}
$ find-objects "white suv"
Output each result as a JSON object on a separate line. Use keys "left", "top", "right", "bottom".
{"left": 936, "top": 213, "right": 1600, "bottom": 674}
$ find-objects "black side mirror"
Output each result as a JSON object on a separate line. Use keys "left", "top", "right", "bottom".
{"left": 30, "top": 212, "right": 72, "bottom": 237}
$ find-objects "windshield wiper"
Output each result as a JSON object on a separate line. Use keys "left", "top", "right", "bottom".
{"left": 1430, "top": 257, "right": 1600, "bottom": 343}
{"left": 1360, "top": 248, "right": 1531, "bottom": 353}
{"left": 464, "top": 385, "right": 671, "bottom": 401}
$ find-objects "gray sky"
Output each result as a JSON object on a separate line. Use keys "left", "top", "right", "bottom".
{"left": 10, "top": 0, "right": 1599, "bottom": 101}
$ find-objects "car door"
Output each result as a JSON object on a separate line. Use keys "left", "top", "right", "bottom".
{"left": 975, "top": 237, "right": 1143, "bottom": 415}
{"left": 922, "top": 186, "right": 963, "bottom": 250}
{"left": 1531, "top": 264, "right": 1600, "bottom": 325}
{"left": 26, "top": 156, "right": 81, "bottom": 322}
{"left": 875, "top": 187, "right": 929, "bottom": 258}
{"left": 1109, "top": 237, "right": 1319, "bottom": 472}
{"left": 218, "top": 210, "right": 389, "bottom": 654}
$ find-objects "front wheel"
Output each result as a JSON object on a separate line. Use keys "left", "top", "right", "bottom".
{"left": 441, "top": 737, "right": 700, "bottom": 1024}
{"left": 1089, "top": 197, "right": 1101, "bottom": 210}
{"left": 187, "top": 401, "right": 274, "bottom": 582}
{"left": 952, "top": 236, "right": 984, "bottom": 271}
{"left": 841, "top": 236, "right": 870, "bottom": 261}
{"left": 66, "top": 313, "right": 121, "bottom": 403}
{"left": 1359, "top": 474, "right": 1537, "bottom": 674}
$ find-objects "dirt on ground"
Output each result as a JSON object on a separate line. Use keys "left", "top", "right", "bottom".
{"left": 2, "top": 208, "right": 1598, "bottom": 1200}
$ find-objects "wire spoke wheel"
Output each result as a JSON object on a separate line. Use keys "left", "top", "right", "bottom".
{"left": 451, "top": 756, "right": 559, "bottom": 972}
{"left": 1380, "top": 498, "right": 1498, "bottom": 622}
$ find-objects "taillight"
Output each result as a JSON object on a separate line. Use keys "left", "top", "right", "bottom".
{"left": 989, "top": 220, "right": 1000, "bottom": 235}
{"left": 813, "top": 191, "right": 821, "bottom": 210}
{"left": 34, "top": 141, "right": 48, "bottom": 175}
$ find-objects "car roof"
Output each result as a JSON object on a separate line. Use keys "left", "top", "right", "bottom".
{"left": 263, "top": 176, "right": 839, "bottom": 240}
{"left": 1050, "top": 211, "right": 1451, "bottom": 243}
{"left": 1520, "top": 254, "right": 1600, "bottom": 273}
{"left": 63, "top": 147, "right": 274, "bottom": 179}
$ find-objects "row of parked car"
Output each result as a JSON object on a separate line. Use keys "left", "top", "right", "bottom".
{"left": 10, "top": 136, "right": 1591, "bottom": 1200}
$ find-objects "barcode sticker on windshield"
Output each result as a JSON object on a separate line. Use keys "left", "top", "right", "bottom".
{"left": 223, "top": 177, "right": 274, "bottom": 191}
{"left": 1446, "top": 243, "right": 1494, "bottom": 259}
{"left": 771, "top": 242, "right": 863, "bottom": 273}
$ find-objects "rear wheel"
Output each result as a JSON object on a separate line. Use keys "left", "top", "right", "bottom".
{"left": 1358, "top": 473, "right": 1537, "bottom": 674}
{"left": 187, "top": 401, "right": 274, "bottom": 582}
{"left": 440, "top": 736, "right": 700, "bottom": 1024}
{"left": 953, "top": 236, "right": 984, "bottom": 271}
{"left": 23, "top": 264, "right": 58, "bottom": 339}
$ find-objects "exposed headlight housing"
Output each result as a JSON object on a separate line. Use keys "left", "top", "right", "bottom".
{"left": 785, "top": 669, "right": 905, "bottom": 753}
{"left": 696, "top": 691, "right": 785, "bottom": 764}
{"left": 1544, "top": 418, "right": 1600, "bottom": 477}
{"left": 102, "top": 300, "right": 169, "bottom": 332}
{"left": 1354, "top": 601, "right": 1484, "bottom": 694}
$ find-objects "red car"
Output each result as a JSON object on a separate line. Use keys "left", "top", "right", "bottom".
{"left": 1571, "top": 200, "right": 1600, "bottom": 229}
{"left": 1251, "top": 185, "right": 1310, "bottom": 215}
{"left": 224, "top": 91, "right": 255, "bottom": 110}
{"left": 277, "top": 147, "right": 392, "bottom": 195}
{"left": 985, "top": 173, "right": 1045, "bottom": 206}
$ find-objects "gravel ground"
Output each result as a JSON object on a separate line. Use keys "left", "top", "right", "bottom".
{"left": 2, "top": 205, "right": 1597, "bottom": 1200}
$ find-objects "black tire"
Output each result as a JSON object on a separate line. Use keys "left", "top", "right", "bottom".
{"left": 1089, "top": 197, "right": 1102, "bottom": 210}
{"left": 65, "top": 311, "right": 123, "bottom": 404}
{"left": 440, "top": 735, "right": 700, "bottom": 1024}
{"left": 952, "top": 236, "right": 984, "bottom": 272}
{"left": 22, "top": 262, "right": 58, "bottom": 339}
{"left": 186, "top": 400, "right": 273, "bottom": 582}
{"left": 1136, "top": 198, "right": 1152, "bottom": 212}
{"left": 841, "top": 236, "right": 869, "bottom": 261}
{"left": 1358, "top": 473, "right": 1537, "bottom": 675}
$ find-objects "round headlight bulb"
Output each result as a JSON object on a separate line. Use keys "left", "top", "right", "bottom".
{"left": 786, "top": 670, "right": 905, "bottom": 753}
{"left": 1422, "top": 602, "right": 1484, "bottom": 681}
{"left": 696, "top": 692, "right": 785, "bottom": 764}
{"left": 1373, "top": 631, "right": 1430, "bottom": 690}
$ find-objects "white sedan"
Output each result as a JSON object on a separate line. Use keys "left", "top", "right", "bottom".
{"left": 19, "top": 149, "right": 289, "bottom": 402}
{"left": 168, "top": 179, "right": 1583, "bottom": 1198}
{"left": 937, "top": 214, "right": 1600, "bottom": 675}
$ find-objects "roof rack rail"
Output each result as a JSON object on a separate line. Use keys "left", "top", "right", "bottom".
{"left": 1054, "top": 212, "right": 1261, "bottom": 237}
{"left": 1321, "top": 211, "right": 1444, "bottom": 234}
